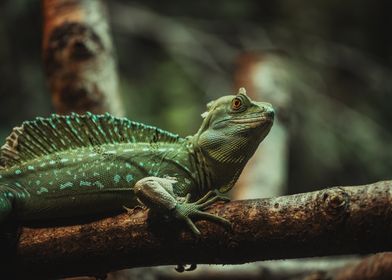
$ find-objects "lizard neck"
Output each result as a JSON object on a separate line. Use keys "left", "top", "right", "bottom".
{"left": 185, "top": 137, "right": 212, "bottom": 196}
{"left": 189, "top": 134, "right": 251, "bottom": 194}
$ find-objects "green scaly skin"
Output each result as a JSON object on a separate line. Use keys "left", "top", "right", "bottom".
{"left": 0, "top": 88, "right": 274, "bottom": 237}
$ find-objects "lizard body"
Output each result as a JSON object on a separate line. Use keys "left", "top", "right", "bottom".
{"left": 0, "top": 88, "right": 274, "bottom": 234}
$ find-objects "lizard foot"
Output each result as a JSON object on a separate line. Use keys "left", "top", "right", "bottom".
{"left": 175, "top": 263, "right": 197, "bottom": 272}
{"left": 122, "top": 205, "right": 146, "bottom": 214}
{"left": 173, "top": 191, "right": 231, "bottom": 235}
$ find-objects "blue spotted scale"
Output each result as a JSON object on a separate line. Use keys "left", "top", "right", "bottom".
{"left": 0, "top": 89, "right": 274, "bottom": 235}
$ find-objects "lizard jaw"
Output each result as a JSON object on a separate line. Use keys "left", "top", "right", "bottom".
{"left": 230, "top": 116, "right": 273, "bottom": 128}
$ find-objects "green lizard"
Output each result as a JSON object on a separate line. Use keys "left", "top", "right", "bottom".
{"left": 0, "top": 88, "right": 274, "bottom": 236}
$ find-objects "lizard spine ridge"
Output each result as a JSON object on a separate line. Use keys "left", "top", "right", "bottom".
{"left": 0, "top": 112, "right": 184, "bottom": 169}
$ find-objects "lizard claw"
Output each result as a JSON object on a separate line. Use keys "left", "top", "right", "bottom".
{"left": 122, "top": 205, "right": 145, "bottom": 214}
{"left": 175, "top": 264, "right": 197, "bottom": 272}
{"left": 194, "top": 190, "right": 231, "bottom": 207}
{"left": 173, "top": 191, "right": 231, "bottom": 236}
{"left": 186, "top": 263, "right": 197, "bottom": 271}
{"left": 175, "top": 264, "right": 185, "bottom": 273}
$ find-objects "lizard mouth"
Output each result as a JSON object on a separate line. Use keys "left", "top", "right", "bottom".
{"left": 230, "top": 115, "right": 273, "bottom": 129}
{"left": 231, "top": 116, "right": 269, "bottom": 123}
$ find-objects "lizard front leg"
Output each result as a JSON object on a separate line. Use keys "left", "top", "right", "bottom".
{"left": 133, "top": 177, "right": 231, "bottom": 235}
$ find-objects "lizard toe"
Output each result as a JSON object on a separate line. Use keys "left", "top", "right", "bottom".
{"left": 173, "top": 202, "right": 231, "bottom": 235}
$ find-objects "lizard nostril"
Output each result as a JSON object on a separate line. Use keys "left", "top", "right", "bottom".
{"left": 265, "top": 108, "right": 275, "bottom": 119}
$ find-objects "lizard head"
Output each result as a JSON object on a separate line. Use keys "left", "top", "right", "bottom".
{"left": 194, "top": 87, "right": 274, "bottom": 192}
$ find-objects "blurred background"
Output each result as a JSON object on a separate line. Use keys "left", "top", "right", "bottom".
{"left": 1, "top": 0, "right": 391, "bottom": 195}
{"left": 0, "top": 0, "right": 391, "bottom": 277}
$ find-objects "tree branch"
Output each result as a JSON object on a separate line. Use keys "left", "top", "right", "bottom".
{"left": 8, "top": 180, "right": 392, "bottom": 278}
{"left": 42, "top": 0, "right": 124, "bottom": 116}
{"left": 331, "top": 253, "right": 392, "bottom": 280}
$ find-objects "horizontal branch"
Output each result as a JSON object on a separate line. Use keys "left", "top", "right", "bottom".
{"left": 332, "top": 253, "right": 392, "bottom": 280}
{"left": 8, "top": 180, "right": 392, "bottom": 278}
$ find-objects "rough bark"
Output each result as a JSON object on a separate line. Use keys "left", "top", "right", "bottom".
{"left": 5, "top": 180, "right": 392, "bottom": 278}
{"left": 331, "top": 253, "right": 392, "bottom": 280}
{"left": 42, "top": 0, "right": 124, "bottom": 116}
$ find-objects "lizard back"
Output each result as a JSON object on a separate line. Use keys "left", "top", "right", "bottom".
{"left": 0, "top": 113, "right": 199, "bottom": 222}
{"left": 0, "top": 112, "right": 182, "bottom": 169}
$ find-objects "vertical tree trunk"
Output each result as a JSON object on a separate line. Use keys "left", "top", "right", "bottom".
{"left": 234, "top": 52, "right": 291, "bottom": 199}
{"left": 42, "top": 0, "right": 124, "bottom": 116}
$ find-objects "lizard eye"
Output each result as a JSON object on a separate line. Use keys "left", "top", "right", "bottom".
{"left": 231, "top": 97, "right": 242, "bottom": 111}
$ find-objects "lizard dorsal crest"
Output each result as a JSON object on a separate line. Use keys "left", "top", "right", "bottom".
{"left": 0, "top": 112, "right": 183, "bottom": 169}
